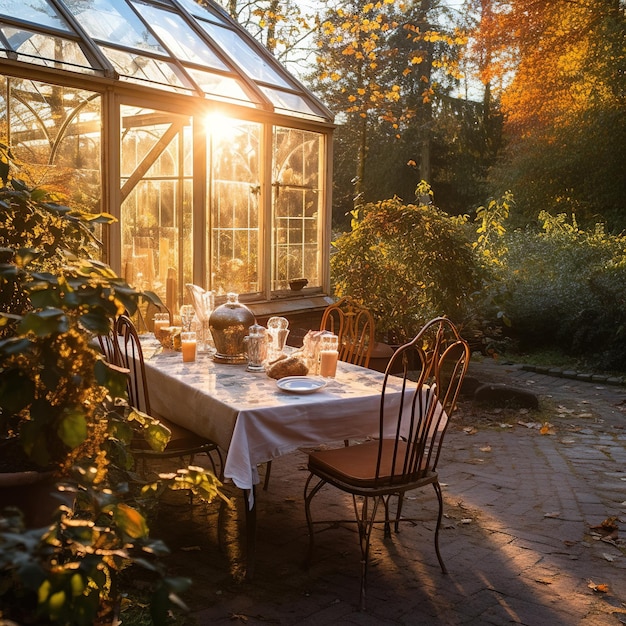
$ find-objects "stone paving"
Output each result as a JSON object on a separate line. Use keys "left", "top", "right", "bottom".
{"left": 150, "top": 357, "right": 626, "bottom": 625}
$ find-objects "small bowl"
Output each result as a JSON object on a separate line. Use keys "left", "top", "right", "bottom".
{"left": 289, "top": 278, "right": 308, "bottom": 291}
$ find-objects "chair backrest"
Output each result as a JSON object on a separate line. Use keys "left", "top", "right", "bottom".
{"left": 376, "top": 317, "right": 470, "bottom": 485}
{"left": 97, "top": 319, "right": 120, "bottom": 365}
{"left": 115, "top": 314, "right": 151, "bottom": 415}
{"left": 320, "top": 296, "right": 375, "bottom": 367}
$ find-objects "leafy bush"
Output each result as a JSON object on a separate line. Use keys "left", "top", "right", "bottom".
{"left": 330, "top": 182, "right": 483, "bottom": 342}
{"left": 478, "top": 208, "right": 626, "bottom": 371}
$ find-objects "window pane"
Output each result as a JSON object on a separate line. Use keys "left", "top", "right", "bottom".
{"left": 120, "top": 105, "right": 193, "bottom": 312}
{"left": 0, "top": 0, "right": 70, "bottom": 31}
{"left": 176, "top": 0, "right": 228, "bottom": 25}
{"left": 65, "top": 0, "right": 165, "bottom": 53}
{"left": 131, "top": 1, "right": 228, "bottom": 70}
{"left": 1, "top": 27, "right": 97, "bottom": 72}
{"left": 261, "top": 86, "right": 325, "bottom": 120}
{"left": 102, "top": 46, "right": 194, "bottom": 92}
{"left": 272, "top": 127, "right": 323, "bottom": 290}
{"left": 208, "top": 118, "right": 261, "bottom": 295}
{"left": 1, "top": 76, "right": 102, "bottom": 236}
{"left": 196, "top": 20, "right": 291, "bottom": 88}
{"left": 185, "top": 67, "right": 255, "bottom": 104}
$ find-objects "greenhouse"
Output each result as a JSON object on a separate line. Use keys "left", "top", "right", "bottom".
{"left": 0, "top": 0, "right": 334, "bottom": 318}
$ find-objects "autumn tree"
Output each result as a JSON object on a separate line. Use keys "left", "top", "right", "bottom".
{"left": 212, "top": 0, "right": 316, "bottom": 69}
{"left": 472, "top": 0, "right": 626, "bottom": 228}
{"left": 308, "top": 0, "right": 473, "bottom": 220}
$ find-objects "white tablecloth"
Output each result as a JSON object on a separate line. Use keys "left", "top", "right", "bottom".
{"left": 140, "top": 339, "right": 416, "bottom": 492}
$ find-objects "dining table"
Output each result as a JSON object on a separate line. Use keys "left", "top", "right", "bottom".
{"left": 138, "top": 337, "right": 436, "bottom": 579}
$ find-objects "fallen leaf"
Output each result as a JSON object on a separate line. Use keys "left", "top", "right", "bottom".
{"left": 577, "top": 413, "right": 594, "bottom": 418}
{"left": 461, "top": 518, "right": 472, "bottom": 524}
{"left": 540, "top": 422, "right": 555, "bottom": 435}
{"left": 563, "top": 540, "right": 578, "bottom": 547}
{"left": 479, "top": 445, "right": 492, "bottom": 452}
{"left": 463, "top": 426, "right": 478, "bottom": 435}
{"left": 229, "top": 613, "right": 249, "bottom": 622}
{"left": 499, "top": 423, "right": 513, "bottom": 428}
{"left": 590, "top": 517, "right": 619, "bottom": 532}
{"left": 560, "top": 438, "right": 576, "bottom": 444}
{"left": 544, "top": 511, "right": 560, "bottom": 518}
{"left": 588, "top": 580, "right": 609, "bottom": 593}
{"left": 602, "top": 553, "right": 616, "bottom": 562}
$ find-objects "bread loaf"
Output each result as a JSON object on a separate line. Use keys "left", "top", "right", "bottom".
{"left": 266, "top": 355, "right": 309, "bottom": 379}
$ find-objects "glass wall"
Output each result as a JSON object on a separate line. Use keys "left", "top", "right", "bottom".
{"left": 0, "top": 76, "right": 101, "bottom": 213}
{"left": 208, "top": 117, "right": 261, "bottom": 295}
{"left": 120, "top": 105, "right": 192, "bottom": 313}
{"left": 1, "top": 0, "right": 333, "bottom": 315}
{"left": 272, "top": 127, "right": 323, "bottom": 290}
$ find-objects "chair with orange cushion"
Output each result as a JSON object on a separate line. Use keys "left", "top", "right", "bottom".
{"left": 303, "top": 317, "right": 470, "bottom": 610}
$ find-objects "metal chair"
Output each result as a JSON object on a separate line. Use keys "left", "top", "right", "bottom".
{"left": 320, "top": 296, "right": 375, "bottom": 368}
{"left": 303, "top": 317, "right": 470, "bottom": 610}
{"left": 109, "top": 314, "right": 223, "bottom": 480}
{"left": 262, "top": 297, "right": 376, "bottom": 491}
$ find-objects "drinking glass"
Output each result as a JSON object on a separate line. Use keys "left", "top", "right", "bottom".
{"left": 181, "top": 331, "right": 197, "bottom": 362}
{"left": 153, "top": 313, "right": 170, "bottom": 342}
{"left": 319, "top": 333, "right": 339, "bottom": 378}
{"left": 267, "top": 316, "right": 289, "bottom": 361}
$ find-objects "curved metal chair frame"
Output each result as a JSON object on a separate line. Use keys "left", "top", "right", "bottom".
{"left": 262, "top": 297, "right": 376, "bottom": 491}
{"left": 320, "top": 296, "right": 375, "bottom": 368}
{"left": 303, "top": 317, "right": 470, "bottom": 610}
{"left": 101, "top": 315, "right": 223, "bottom": 480}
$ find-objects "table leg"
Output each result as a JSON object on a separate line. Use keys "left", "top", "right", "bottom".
{"left": 243, "top": 486, "right": 257, "bottom": 581}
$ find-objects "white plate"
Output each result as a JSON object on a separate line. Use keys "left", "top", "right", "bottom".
{"left": 276, "top": 376, "right": 327, "bottom": 394}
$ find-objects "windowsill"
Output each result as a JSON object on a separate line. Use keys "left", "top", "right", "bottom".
{"left": 247, "top": 292, "right": 334, "bottom": 317}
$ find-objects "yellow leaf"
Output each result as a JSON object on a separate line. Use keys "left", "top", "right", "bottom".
{"left": 113, "top": 503, "right": 149, "bottom": 539}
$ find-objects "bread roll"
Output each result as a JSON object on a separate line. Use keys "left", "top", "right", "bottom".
{"left": 266, "top": 355, "right": 309, "bottom": 379}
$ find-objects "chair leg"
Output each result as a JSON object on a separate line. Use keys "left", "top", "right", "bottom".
{"left": 382, "top": 494, "right": 392, "bottom": 539}
{"left": 352, "top": 494, "right": 379, "bottom": 612}
{"left": 263, "top": 460, "right": 272, "bottom": 491}
{"left": 303, "top": 473, "right": 326, "bottom": 566}
{"left": 394, "top": 492, "right": 405, "bottom": 533}
{"left": 433, "top": 481, "right": 447, "bottom": 574}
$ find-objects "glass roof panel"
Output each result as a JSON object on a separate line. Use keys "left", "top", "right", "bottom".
{"left": 0, "top": 0, "right": 71, "bottom": 32}
{"left": 65, "top": 0, "right": 165, "bottom": 53}
{"left": 184, "top": 67, "right": 256, "bottom": 104}
{"left": 174, "top": 0, "right": 227, "bottom": 25}
{"left": 1, "top": 26, "right": 98, "bottom": 73}
{"left": 102, "top": 46, "right": 195, "bottom": 92}
{"left": 260, "top": 86, "right": 327, "bottom": 120}
{"left": 131, "top": 1, "right": 228, "bottom": 70}
{"left": 195, "top": 20, "right": 291, "bottom": 88}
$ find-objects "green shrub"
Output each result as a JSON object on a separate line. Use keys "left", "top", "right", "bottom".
{"left": 486, "top": 211, "right": 626, "bottom": 370}
{"left": 330, "top": 182, "right": 483, "bottom": 342}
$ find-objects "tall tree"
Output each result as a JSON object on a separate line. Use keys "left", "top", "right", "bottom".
{"left": 472, "top": 0, "right": 626, "bottom": 228}
{"left": 212, "top": 0, "right": 316, "bottom": 69}
{"left": 309, "top": 0, "right": 468, "bottom": 216}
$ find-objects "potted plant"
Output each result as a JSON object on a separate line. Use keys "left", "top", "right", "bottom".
{"left": 0, "top": 144, "right": 226, "bottom": 624}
